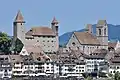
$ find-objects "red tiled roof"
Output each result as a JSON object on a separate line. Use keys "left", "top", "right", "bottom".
{"left": 26, "top": 27, "right": 55, "bottom": 36}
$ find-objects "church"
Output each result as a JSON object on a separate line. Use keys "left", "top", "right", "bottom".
{"left": 12, "top": 10, "right": 59, "bottom": 55}
{"left": 66, "top": 20, "right": 108, "bottom": 54}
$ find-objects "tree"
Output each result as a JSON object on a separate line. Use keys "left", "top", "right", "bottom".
{"left": 114, "top": 72, "right": 120, "bottom": 80}
{"left": 108, "top": 72, "right": 120, "bottom": 80}
{"left": 11, "top": 38, "right": 23, "bottom": 54}
{"left": 0, "top": 32, "right": 11, "bottom": 54}
{"left": 85, "top": 76, "right": 92, "bottom": 80}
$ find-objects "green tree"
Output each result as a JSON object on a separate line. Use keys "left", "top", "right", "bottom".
{"left": 85, "top": 76, "right": 92, "bottom": 80}
{"left": 0, "top": 32, "right": 11, "bottom": 54}
{"left": 107, "top": 72, "right": 120, "bottom": 80}
{"left": 11, "top": 38, "right": 23, "bottom": 54}
{"left": 114, "top": 72, "right": 120, "bottom": 80}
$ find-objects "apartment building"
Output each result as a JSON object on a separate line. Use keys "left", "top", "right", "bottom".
{"left": 0, "top": 55, "right": 12, "bottom": 79}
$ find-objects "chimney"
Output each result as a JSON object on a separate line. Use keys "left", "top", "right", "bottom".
{"left": 86, "top": 24, "right": 93, "bottom": 34}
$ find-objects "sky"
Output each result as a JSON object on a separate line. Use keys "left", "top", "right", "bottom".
{"left": 0, "top": 0, "right": 120, "bottom": 36}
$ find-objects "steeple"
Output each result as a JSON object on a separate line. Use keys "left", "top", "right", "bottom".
{"left": 14, "top": 10, "right": 25, "bottom": 23}
{"left": 51, "top": 17, "right": 59, "bottom": 24}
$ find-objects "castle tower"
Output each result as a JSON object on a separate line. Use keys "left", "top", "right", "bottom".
{"left": 96, "top": 20, "right": 108, "bottom": 50}
{"left": 13, "top": 10, "right": 26, "bottom": 46}
{"left": 51, "top": 17, "right": 59, "bottom": 51}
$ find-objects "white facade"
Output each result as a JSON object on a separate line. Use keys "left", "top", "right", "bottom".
{"left": 109, "top": 65, "right": 120, "bottom": 75}
{"left": 85, "top": 58, "right": 105, "bottom": 73}
{"left": 0, "top": 64, "right": 12, "bottom": 79}
{"left": 60, "top": 63, "right": 86, "bottom": 77}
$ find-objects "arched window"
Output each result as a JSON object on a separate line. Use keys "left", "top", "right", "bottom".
{"left": 99, "top": 29, "right": 101, "bottom": 35}
{"left": 104, "top": 28, "right": 106, "bottom": 35}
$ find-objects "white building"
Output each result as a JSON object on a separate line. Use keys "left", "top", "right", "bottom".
{"left": 109, "top": 53, "right": 120, "bottom": 75}
{"left": 0, "top": 55, "right": 12, "bottom": 79}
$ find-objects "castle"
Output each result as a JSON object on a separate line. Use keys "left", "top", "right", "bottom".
{"left": 12, "top": 10, "right": 59, "bottom": 54}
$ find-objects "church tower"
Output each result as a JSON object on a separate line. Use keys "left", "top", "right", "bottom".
{"left": 13, "top": 10, "right": 26, "bottom": 45}
{"left": 96, "top": 20, "right": 108, "bottom": 50}
{"left": 51, "top": 17, "right": 59, "bottom": 51}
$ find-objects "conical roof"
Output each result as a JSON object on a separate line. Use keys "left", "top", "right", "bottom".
{"left": 14, "top": 10, "right": 25, "bottom": 23}
{"left": 51, "top": 17, "right": 58, "bottom": 24}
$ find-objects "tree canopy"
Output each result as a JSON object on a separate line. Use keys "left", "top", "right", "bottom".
{"left": 0, "top": 32, "right": 23, "bottom": 55}
{"left": 0, "top": 32, "right": 11, "bottom": 54}
{"left": 13, "top": 38, "right": 23, "bottom": 54}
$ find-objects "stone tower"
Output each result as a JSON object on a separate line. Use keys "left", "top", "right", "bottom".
{"left": 13, "top": 10, "right": 26, "bottom": 46}
{"left": 96, "top": 20, "right": 108, "bottom": 50}
{"left": 51, "top": 17, "right": 59, "bottom": 51}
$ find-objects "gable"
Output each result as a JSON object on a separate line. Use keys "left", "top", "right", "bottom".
{"left": 66, "top": 33, "right": 81, "bottom": 48}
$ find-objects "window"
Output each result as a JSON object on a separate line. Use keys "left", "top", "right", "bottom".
{"left": 99, "top": 29, "right": 101, "bottom": 35}
{"left": 5, "top": 58, "right": 8, "bottom": 60}
{"left": 72, "top": 42, "right": 75, "bottom": 46}
{"left": 117, "top": 67, "right": 119, "bottom": 69}
{"left": 79, "top": 70, "right": 81, "bottom": 72}
{"left": 113, "top": 71, "right": 115, "bottom": 73}
{"left": 5, "top": 70, "right": 7, "bottom": 72}
{"left": 22, "top": 51, "right": 25, "bottom": 54}
{"left": 104, "top": 28, "right": 106, "bottom": 35}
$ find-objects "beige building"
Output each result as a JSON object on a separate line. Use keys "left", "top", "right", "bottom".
{"left": 12, "top": 10, "right": 59, "bottom": 54}
{"left": 66, "top": 20, "right": 108, "bottom": 55}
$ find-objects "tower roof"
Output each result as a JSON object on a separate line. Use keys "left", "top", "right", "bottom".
{"left": 51, "top": 17, "right": 59, "bottom": 24}
{"left": 97, "top": 20, "right": 107, "bottom": 27}
{"left": 14, "top": 10, "right": 25, "bottom": 23}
